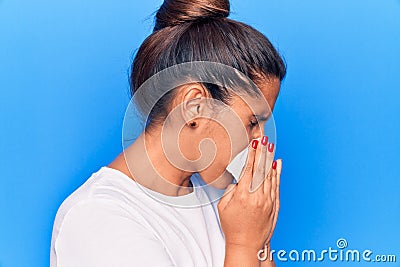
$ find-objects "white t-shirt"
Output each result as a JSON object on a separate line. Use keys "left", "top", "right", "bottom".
{"left": 50, "top": 166, "right": 227, "bottom": 267}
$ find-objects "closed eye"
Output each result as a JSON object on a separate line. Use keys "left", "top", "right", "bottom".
{"left": 249, "top": 119, "right": 258, "bottom": 128}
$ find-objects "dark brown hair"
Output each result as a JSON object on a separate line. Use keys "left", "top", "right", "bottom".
{"left": 130, "top": 0, "right": 286, "bottom": 127}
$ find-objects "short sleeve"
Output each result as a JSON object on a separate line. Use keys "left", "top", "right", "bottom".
{"left": 54, "top": 200, "right": 175, "bottom": 267}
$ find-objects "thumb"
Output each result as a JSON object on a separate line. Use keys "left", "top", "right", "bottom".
{"left": 218, "top": 183, "right": 237, "bottom": 211}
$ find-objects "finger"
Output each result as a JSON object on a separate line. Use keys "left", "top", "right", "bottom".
{"left": 263, "top": 165, "right": 272, "bottom": 196}
{"left": 275, "top": 159, "right": 282, "bottom": 208}
{"left": 266, "top": 195, "right": 280, "bottom": 243}
{"left": 237, "top": 139, "right": 258, "bottom": 192}
{"left": 263, "top": 142, "right": 275, "bottom": 194}
{"left": 270, "top": 161, "right": 277, "bottom": 201}
{"left": 250, "top": 135, "right": 269, "bottom": 193}
{"left": 217, "top": 183, "right": 237, "bottom": 211}
{"left": 268, "top": 159, "right": 282, "bottom": 240}
{"left": 265, "top": 141, "right": 275, "bottom": 178}
{"left": 276, "top": 158, "right": 282, "bottom": 181}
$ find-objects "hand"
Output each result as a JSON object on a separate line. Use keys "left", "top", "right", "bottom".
{"left": 218, "top": 137, "right": 282, "bottom": 252}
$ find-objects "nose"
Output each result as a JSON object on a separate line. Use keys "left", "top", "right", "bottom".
{"left": 251, "top": 122, "right": 266, "bottom": 140}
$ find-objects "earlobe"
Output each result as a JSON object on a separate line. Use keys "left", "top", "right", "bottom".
{"left": 188, "top": 120, "right": 198, "bottom": 128}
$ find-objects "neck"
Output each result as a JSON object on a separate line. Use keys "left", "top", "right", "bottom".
{"left": 120, "top": 130, "right": 194, "bottom": 197}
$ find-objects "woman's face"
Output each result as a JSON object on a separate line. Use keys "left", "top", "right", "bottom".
{"left": 178, "top": 77, "right": 281, "bottom": 185}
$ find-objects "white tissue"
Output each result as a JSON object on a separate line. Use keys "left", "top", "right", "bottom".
{"left": 226, "top": 138, "right": 261, "bottom": 183}
{"left": 226, "top": 147, "right": 248, "bottom": 183}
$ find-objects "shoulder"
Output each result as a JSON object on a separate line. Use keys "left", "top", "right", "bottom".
{"left": 56, "top": 198, "right": 153, "bottom": 241}
{"left": 52, "top": 198, "right": 174, "bottom": 263}
{"left": 53, "top": 166, "right": 153, "bottom": 232}
{"left": 52, "top": 199, "right": 173, "bottom": 266}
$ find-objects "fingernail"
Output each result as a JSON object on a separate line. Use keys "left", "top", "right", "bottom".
{"left": 251, "top": 139, "right": 259, "bottom": 149}
{"left": 268, "top": 142, "right": 274, "bottom": 152}
{"left": 261, "top": 136, "right": 268, "bottom": 146}
{"left": 272, "top": 160, "right": 277, "bottom": 169}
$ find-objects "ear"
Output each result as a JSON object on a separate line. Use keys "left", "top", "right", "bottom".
{"left": 177, "top": 83, "right": 209, "bottom": 124}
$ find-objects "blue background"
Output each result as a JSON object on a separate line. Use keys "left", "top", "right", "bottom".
{"left": 0, "top": 0, "right": 399, "bottom": 266}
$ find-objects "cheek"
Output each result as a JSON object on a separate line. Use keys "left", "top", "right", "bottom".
{"left": 206, "top": 122, "right": 232, "bottom": 166}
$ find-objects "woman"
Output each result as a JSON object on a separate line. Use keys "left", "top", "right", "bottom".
{"left": 50, "top": 0, "right": 286, "bottom": 266}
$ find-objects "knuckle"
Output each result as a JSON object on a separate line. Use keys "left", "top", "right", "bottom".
{"left": 237, "top": 192, "right": 247, "bottom": 204}
{"left": 264, "top": 196, "right": 273, "bottom": 207}
{"left": 249, "top": 196, "right": 261, "bottom": 208}
{"left": 243, "top": 164, "right": 252, "bottom": 174}
{"left": 256, "top": 166, "right": 264, "bottom": 175}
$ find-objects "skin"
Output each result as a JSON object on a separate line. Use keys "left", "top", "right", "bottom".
{"left": 108, "top": 76, "right": 282, "bottom": 266}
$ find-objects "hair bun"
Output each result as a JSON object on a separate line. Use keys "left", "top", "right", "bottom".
{"left": 154, "top": 0, "right": 230, "bottom": 31}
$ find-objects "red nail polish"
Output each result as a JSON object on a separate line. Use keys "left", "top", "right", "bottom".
{"left": 272, "top": 160, "right": 277, "bottom": 169}
{"left": 251, "top": 139, "right": 259, "bottom": 149}
{"left": 268, "top": 143, "right": 274, "bottom": 152}
{"left": 261, "top": 136, "right": 268, "bottom": 146}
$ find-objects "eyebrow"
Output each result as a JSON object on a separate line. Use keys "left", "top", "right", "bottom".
{"left": 254, "top": 113, "right": 271, "bottom": 122}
